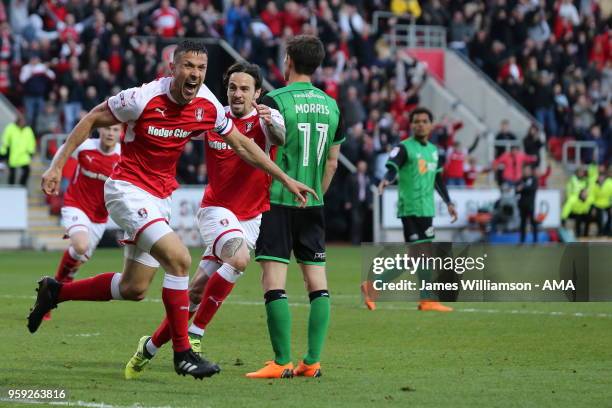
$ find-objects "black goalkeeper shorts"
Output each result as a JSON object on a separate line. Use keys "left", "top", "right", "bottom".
{"left": 255, "top": 204, "right": 326, "bottom": 265}
{"left": 400, "top": 216, "right": 435, "bottom": 243}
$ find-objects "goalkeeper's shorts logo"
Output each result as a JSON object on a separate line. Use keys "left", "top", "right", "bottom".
{"left": 425, "top": 226, "right": 435, "bottom": 237}
{"left": 314, "top": 252, "right": 326, "bottom": 261}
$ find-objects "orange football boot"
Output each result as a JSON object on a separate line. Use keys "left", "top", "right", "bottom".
{"left": 293, "top": 360, "right": 321, "bottom": 377}
{"left": 246, "top": 361, "right": 294, "bottom": 379}
{"left": 360, "top": 281, "right": 377, "bottom": 311}
{"left": 418, "top": 300, "right": 453, "bottom": 312}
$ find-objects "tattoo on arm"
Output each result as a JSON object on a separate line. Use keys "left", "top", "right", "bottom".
{"left": 266, "top": 121, "right": 286, "bottom": 146}
{"left": 220, "top": 237, "right": 244, "bottom": 259}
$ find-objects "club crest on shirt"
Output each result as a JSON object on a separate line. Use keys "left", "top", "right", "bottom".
{"left": 195, "top": 107, "right": 203, "bottom": 122}
{"left": 245, "top": 121, "right": 254, "bottom": 132}
{"left": 220, "top": 218, "right": 229, "bottom": 227}
{"left": 137, "top": 208, "right": 148, "bottom": 219}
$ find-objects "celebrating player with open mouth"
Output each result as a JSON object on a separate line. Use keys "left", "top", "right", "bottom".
{"left": 124, "top": 61, "right": 286, "bottom": 379}
{"left": 28, "top": 40, "right": 316, "bottom": 380}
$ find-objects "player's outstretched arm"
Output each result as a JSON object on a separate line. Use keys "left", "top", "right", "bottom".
{"left": 223, "top": 127, "right": 319, "bottom": 204}
{"left": 322, "top": 144, "right": 340, "bottom": 194}
{"left": 42, "top": 102, "right": 119, "bottom": 195}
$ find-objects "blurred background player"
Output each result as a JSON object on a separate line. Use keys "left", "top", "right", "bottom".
{"left": 247, "top": 35, "right": 344, "bottom": 379}
{"left": 28, "top": 40, "right": 314, "bottom": 380}
{"left": 45, "top": 124, "right": 121, "bottom": 320}
{"left": 367, "top": 107, "right": 458, "bottom": 312}
{"left": 124, "top": 61, "right": 285, "bottom": 379}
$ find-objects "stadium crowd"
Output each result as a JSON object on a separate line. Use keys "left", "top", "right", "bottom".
{"left": 0, "top": 0, "right": 609, "bottom": 240}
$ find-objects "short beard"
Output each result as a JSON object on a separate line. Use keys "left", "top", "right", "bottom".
{"left": 230, "top": 103, "right": 247, "bottom": 117}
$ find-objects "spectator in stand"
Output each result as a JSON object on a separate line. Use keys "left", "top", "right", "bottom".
{"left": 464, "top": 157, "right": 488, "bottom": 188}
{"left": 345, "top": 160, "right": 373, "bottom": 245}
{"left": 151, "top": 0, "right": 183, "bottom": 38}
{"left": 527, "top": 7, "right": 551, "bottom": 44}
{"left": 444, "top": 134, "right": 481, "bottom": 186}
{"left": 19, "top": 54, "right": 56, "bottom": 128}
{"left": 553, "top": 83, "right": 571, "bottom": 136}
{"left": 430, "top": 116, "right": 463, "bottom": 163}
{"left": 282, "top": 1, "right": 305, "bottom": 35}
{"left": 495, "top": 119, "right": 518, "bottom": 158}
{"left": 468, "top": 30, "right": 490, "bottom": 70}
{"left": 584, "top": 125, "right": 607, "bottom": 165}
{"left": 260, "top": 1, "right": 284, "bottom": 38}
{"left": 538, "top": 164, "right": 552, "bottom": 188}
{"left": 523, "top": 124, "right": 544, "bottom": 166}
{"left": 342, "top": 86, "right": 367, "bottom": 128}
{"left": 573, "top": 95, "right": 596, "bottom": 136}
{"left": 566, "top": 167, "right": 589, "bottom": 198}
{"left": 0, "top": 113, "right": 36, "bottom": 186}
{"left": 60, "top": 63, "right": 85, "bottom": 132}
{"left": 448, "top": 10, "right": 473, "bottom": 55}
{"left": 516, "top": 164, "right": 539, "bottom": 243}
{"left": 120, "top": 63, "right": 140, "bottom": 90}
{"left": 82, "top": 85, "right": 99, "bottom": 112}
{"left": 533, "top": 72, "right": 557, "bottom": 138}
{"left": 122, "top": 0, "right": 156, "bottom": 23}
{"left": 103, "top": 33, "right": 125, "bottom": 76}
{"left": 225, "top": 0, "right": 251, "bottom": 52}
{"left": 91, "top": 61, "right": 115, "bottom": 100}
{"left": 0, "top": 60, "right": 11, "bottom": 99}
{"left": 0, "top": 22, "right": 13, "bottom": 63}
{"left": 35, "top": 101, "right": 61, "bottom": 136}
{"left": 493, "top": 146, "right": 537, "bottom": 187}
{"left": 590, "top": 169, "right": 612, "bottom": 236}
{"left": 498, "top": 55, "right": 523, "bottom": 83}
{"left": 342, "top": 123, "right": 367, "bottom": 164}
{"left": 562, "top": 188, "right": 593, "bottom": 237}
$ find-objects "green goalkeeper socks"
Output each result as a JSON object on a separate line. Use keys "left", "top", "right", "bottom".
{"left": 264, "top": 290, "right": 292, "bottom": 365}
{"left": 304, "top": 290, "right": 330, "bottom": 365}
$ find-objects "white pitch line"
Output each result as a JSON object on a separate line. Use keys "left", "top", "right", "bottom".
{"left": 0, "top": 398, "right": 178, "bottom": 408}
{"left": 3, "top": 294, "right": 612, "bottom": 319}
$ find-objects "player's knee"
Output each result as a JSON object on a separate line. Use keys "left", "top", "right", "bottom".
{"left": 167, "top": 249, "right": 191, "bottom": 277}
{"left": 221, "top": 238, "right": 248, "bottom": 271}
{"left": 119, "top": 281, "right": 148, "bottom": 301}
{"left": 72, "top": 241, "right": 90, "bottom": 257}
{"left": 176, "top": 251, "right": 192, "bottom": 275}
{"left": 228, "top": 251, "right": 250, "bottom": 272}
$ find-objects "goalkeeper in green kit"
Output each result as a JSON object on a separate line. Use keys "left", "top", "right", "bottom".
{"left": 362, "top": 107, "right": 458, "bottom": 312}
{"left": 246, "top": 35, "right": 344, "bottom": 379}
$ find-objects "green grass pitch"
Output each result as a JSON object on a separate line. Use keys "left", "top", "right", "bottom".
{"left": 1, "top": 247, "right": 611, "bottom": 407}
